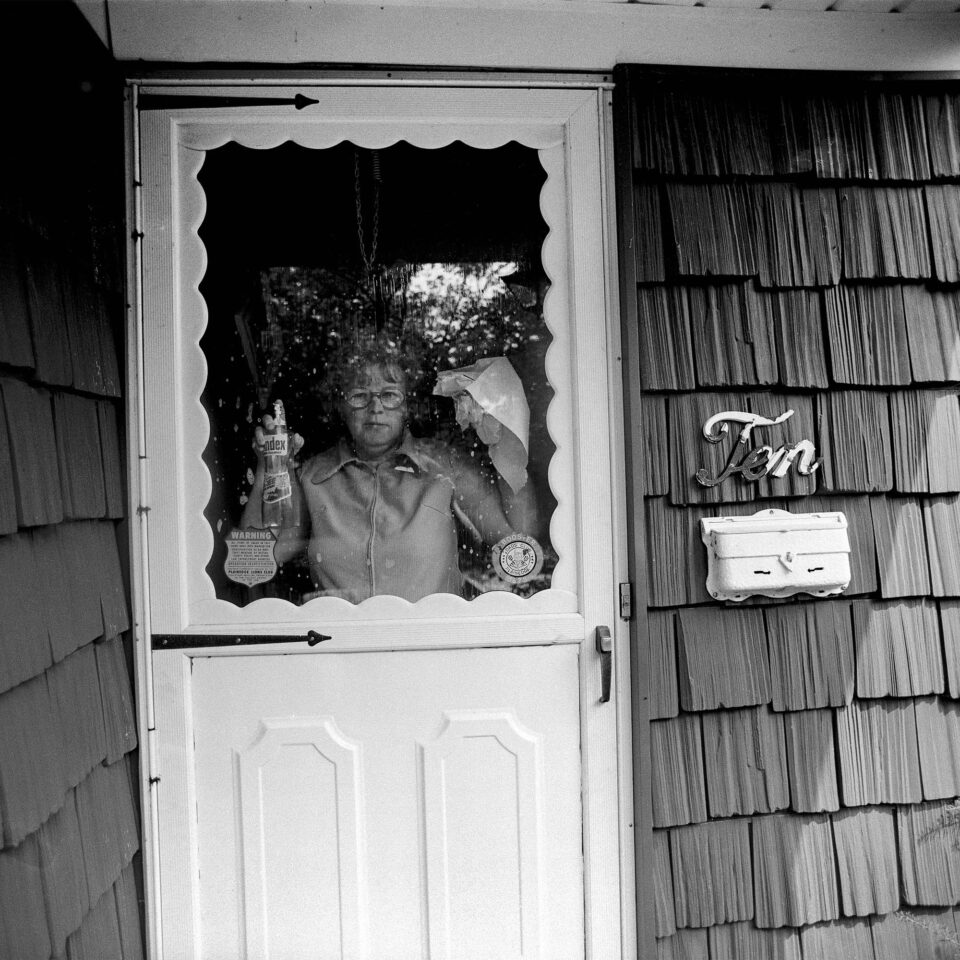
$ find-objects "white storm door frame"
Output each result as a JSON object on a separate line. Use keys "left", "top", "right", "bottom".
{"left": 132, "top": 80, "right": 634, "bottom": 960}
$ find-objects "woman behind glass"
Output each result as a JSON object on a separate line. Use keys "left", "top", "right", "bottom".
{"left": 241, "top": 346, "right": 539, "bottom": 602}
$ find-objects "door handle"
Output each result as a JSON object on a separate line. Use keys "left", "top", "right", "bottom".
{"left": 595, "top": 625, "right": 612, "bottom": 703}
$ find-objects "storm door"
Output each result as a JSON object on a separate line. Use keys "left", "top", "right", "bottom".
{"left": 134, "top": 83, "right": 631, "bottom": 960}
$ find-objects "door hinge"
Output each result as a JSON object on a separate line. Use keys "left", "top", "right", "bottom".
{"left": 146, "top": 725, "right": 161, "bottom": 788}
{"left": 137, "top": 93, "right": 320, "bottom": 112}
{"left": 618, "top": 582, "right": 633, "bottom": 621}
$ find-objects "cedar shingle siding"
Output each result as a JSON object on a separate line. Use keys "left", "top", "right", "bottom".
{"left": 624, "top": 73, "right": 960, "bottom": 958}
{"left": 0, "top": 5, "right": 141, "bottom": 958}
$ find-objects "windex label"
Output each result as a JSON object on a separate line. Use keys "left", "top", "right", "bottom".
{"left": 262, "top": 435, "right": 288, "bottom": 456}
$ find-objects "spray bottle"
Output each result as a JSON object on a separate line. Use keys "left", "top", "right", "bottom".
{"left": 261, "top": 400, "right": 291, "bottom": 528}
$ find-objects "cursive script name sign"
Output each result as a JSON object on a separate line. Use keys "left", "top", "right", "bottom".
{"left": 695, "top": 409, "right": 822, "bottom": 488}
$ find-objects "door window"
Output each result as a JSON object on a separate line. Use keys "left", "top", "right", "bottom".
{"left": 197, "top": 143, "right": 556, "bottom": 605}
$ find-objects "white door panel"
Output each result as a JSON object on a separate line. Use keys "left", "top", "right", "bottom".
{"left": 235, "top": 717, "right": 365, "bottom": 960}
{"left": 192, "top": 645, "right": 583, "bottom": 960}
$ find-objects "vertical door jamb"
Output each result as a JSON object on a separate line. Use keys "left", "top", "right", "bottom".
{"left": 125, "top": 79, "right": 165, "bottom": 960}
{"left": 598, "top": 85, "right": 640, "bottom": 960}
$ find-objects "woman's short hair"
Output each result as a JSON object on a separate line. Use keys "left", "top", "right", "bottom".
{"left": 336, "top": 340, "right": 418, "bottom": 395}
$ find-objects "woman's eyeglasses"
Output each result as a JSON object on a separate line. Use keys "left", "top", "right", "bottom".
{"left": 344, "top": 389, "right": 405, "bottom": 410}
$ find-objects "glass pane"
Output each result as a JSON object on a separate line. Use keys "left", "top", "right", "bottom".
{"left": 197, "top": 142, "right": 556, "bottom": 604}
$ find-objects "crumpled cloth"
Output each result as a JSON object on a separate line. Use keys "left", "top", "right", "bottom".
{"left": 433, "top": 357, "right": 530, "bottom": 493}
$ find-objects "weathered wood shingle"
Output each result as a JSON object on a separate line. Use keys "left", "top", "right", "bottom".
{"left": 939, "top": 601, "right": 960, "bottom": 699}
{"left": 24, "top": 239, "right": 74, "bottom": 388}
{"left": 0, "top": 393, "right": 16, "bottom": 537}
{"left": 832, "top": 807, "right": 900, "bottom": 917}
{"left": 74, "top": 759, "right": 139, "bottom": 910}
{"left": 753, "top": 184, "right": 841, "bottom": 289}
{"left": 769, "top": 289, "right": 829, "bottom": 388}
{"left": 702, "top": 707, "right": 789, "bottom": 818}
{"left": 651, "top": 715, "right": 708, "bottom": 828}
{"left": 53, "top": 392, "right": 108, "bottom": 520}
{"left": 927, "top": 93, "right": 960, "bottom": 177}
{"left": 905, "top": 287, "right": 960, "bottom": 384}
{"left": 925, "top": 185, "right": 960, "bottom": 284}
{"left": 645, "top": 498, "right": 691, "bottom": 608}
{"left": 816, "top": 392, "right": 893, "bottom": 494}
{"left": 852, "top": 599, "right": 944, "bottom": 698}
{"left": 0, "top": 674, "right": 67, "bottom": 846}
{"left": 95, "top": 521, "right": 130, "bottom": 638}
{"left": 871, "top": 907, "right": 960, "bottom": 959}
{"left": 915, "top": 698, "right": 960, "bottom": 801}
{"left": 37, "top": 795, "right": 89, "bottom": 956}
{"left": 783, "top": 709, "right": 840, "bottom": 813}
{"left": 49, "top": 644, "right": 108, "bottom": 791}
{"left": 871, "top": 92, "right": 931, "bottom": 182}
{"left": 922, "top": 495, "right": 960, "bottom": 597}
{"left": 836, "top": 700, "right": 922, "bottom": 806}
{"left": 839, "top": 187, "right": 930, "bottom": 280}
{"left": 97, "top": 400, "right": 125, "bottom": 520}
{"left": 635, "top": 184, "right": 666, "bottom": 283}
{"left": 752, "top": 813, "right": 840, "bottom": 928}
{"left": 825, "top": 285, "right": 912, "bottom": 386}
{"left": 670, "top": 819, "right": 753, "bottom": 928}
{"left": 654, "top": 829, "right": 677, "bottom": 938}
{"left": 97, "top": 638, "right": 138, "bottom": 765}
{"left": 31, "top": 525, "right": 87, "bottom": 663}
{"left": 869, "top": 497, "right": 931, "bottom": 599}
{"left": 772, "top": 94, "right": 813, "bottom": 176}
{"left": 65, "top": 881, "right": 125, "bottom": 960}
{"left": 666, "top": 183, "right": 757, "bottom": 278}
{"left": 891, "top": 391, "right": 960, "bottom": 494}
{"left": 0, "top": 834, "right": 50, "bottom": 960}
{"left": 766, "top": 601, "right": 855, "bottom": 711}
{"left": 800, "top": 918, "right": 877, "bottom": 960}
{"left": 677, "top": 607, "right": 770, "bottom": 711}
{"left": 898, "top": 801, "right": 960, "bottom": 906}
{"left": 649, "top": 610, "right": 679, "bottom": 720}
{"left": 0, "top": 378, "right": 64, "bottom": 526}
{"left": 642, "top": 395, "right": 670, "bottom": 497}
{"left": 0, "top": 235, "right": 35, "bottom": 371}
{"left": 709, "top": 921, "right": 801, "bottom": 960}
{"left": 656, "top": 928, "right": 709, "bottom": 960}
{"left": 636, "top": 287, "right": 695, "bottom": 390}
{"left": 58, "top": 523, "right": 114, "bottom": 646}
{"left": 807, "top": 94, "right": 878, "bottom": 180}
{"left": 114, "top": 863, "right": 144, "bottom": 960}
{"left": 689, "top": 283, "right": 777, "bottom": 388}
{"left": 642, "top": 88, "right": 774, "bottom": 178}
{"left": 0, "top": 533, "right": 51, "bottom": 694}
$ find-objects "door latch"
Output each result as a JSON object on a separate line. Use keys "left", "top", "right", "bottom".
{"left": 595, "top": 625, "right": 612, "bottom": 703}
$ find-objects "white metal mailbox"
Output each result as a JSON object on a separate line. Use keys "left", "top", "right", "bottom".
{"left": 700, "top": 508, "right": 850, "bottom": 602}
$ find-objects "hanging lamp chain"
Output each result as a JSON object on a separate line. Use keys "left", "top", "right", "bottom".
{"left": 354, "top": 150, "right": 380, "bottom": 277}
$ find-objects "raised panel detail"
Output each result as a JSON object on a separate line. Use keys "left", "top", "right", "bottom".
{"left": 421, "top": 711, "right": 544, "bottom": 960}
{"left": 236, "top": 718, "right": 367, "bottom": 960}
